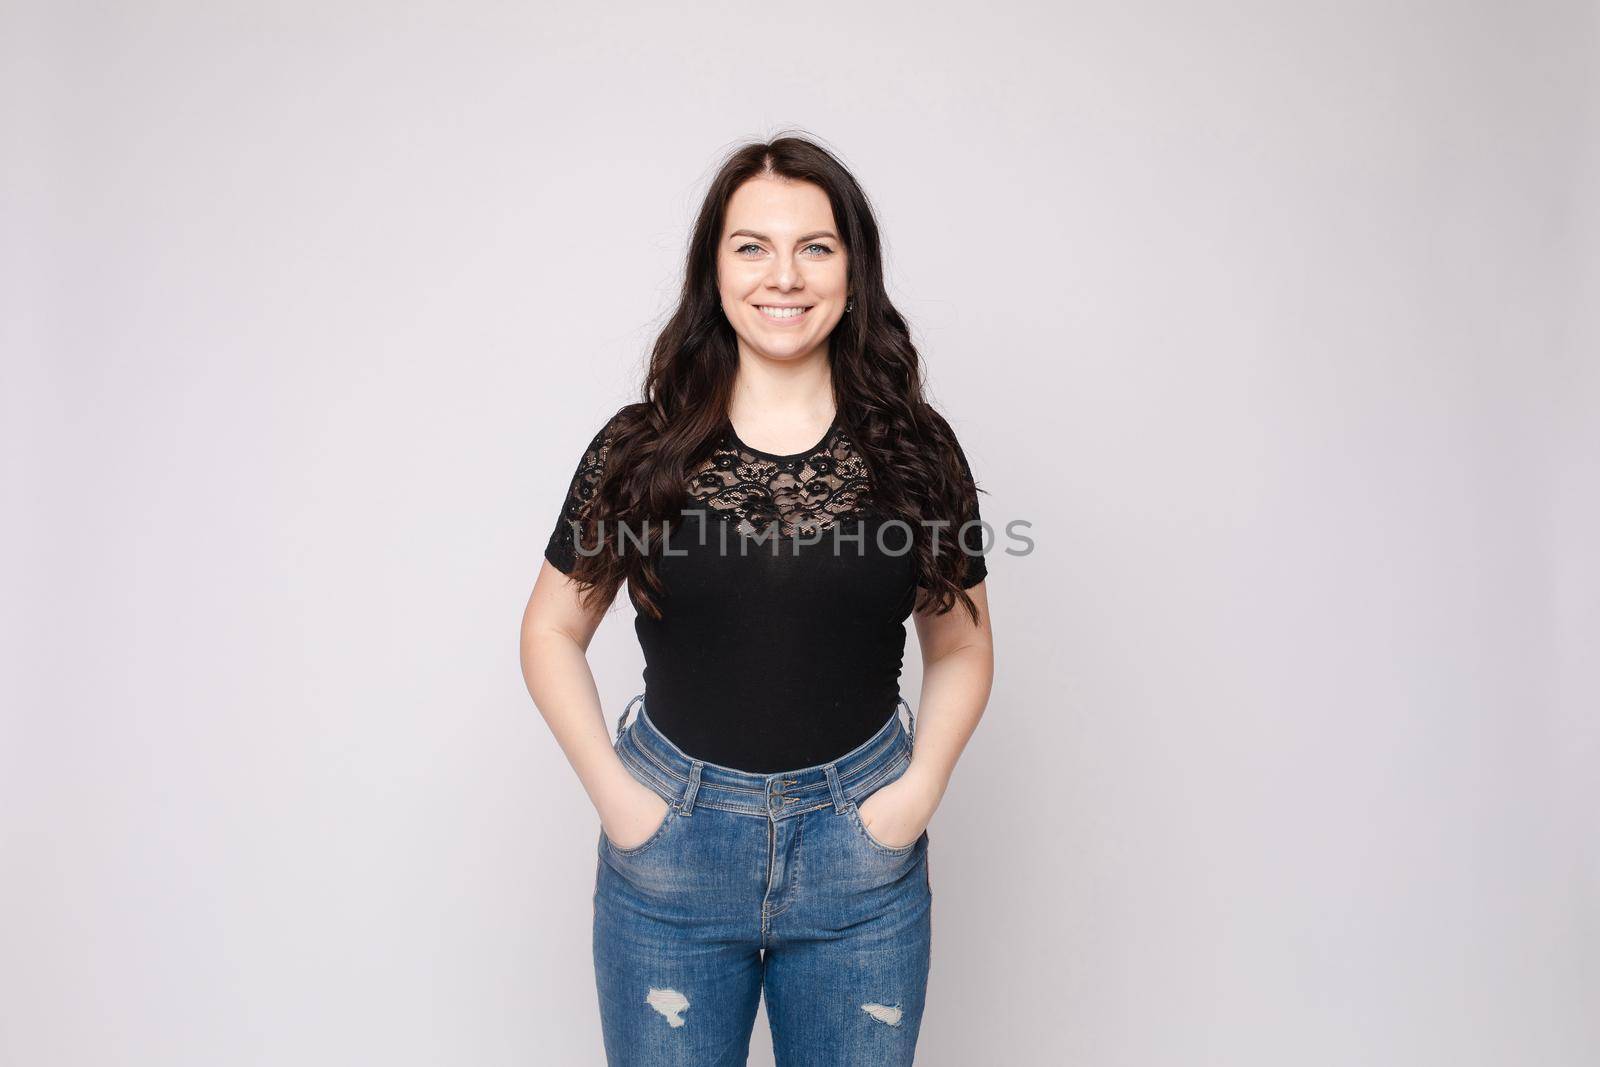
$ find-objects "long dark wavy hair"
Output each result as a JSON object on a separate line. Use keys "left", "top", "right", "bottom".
{"left": 566, "top": 133, "right": 985, "bottom": 625}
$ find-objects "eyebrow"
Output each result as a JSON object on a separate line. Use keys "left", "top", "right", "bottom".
{"left": 728, "top": 229, "right": 839, "bottom": 244}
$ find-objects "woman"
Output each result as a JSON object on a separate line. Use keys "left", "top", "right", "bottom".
{"left": 520, "top": 134, "right": 994, "bottom": 1066}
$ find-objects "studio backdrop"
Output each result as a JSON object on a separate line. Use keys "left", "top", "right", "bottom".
{"left": 4, "top": 1, "right": 1596, "bottom": 1065}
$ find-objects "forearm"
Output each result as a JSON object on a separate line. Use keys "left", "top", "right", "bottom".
{"left": 903, "top": 640, "right": 994, "bottom": 804}
{"left": 520, "top": 628, "right": 635, "bottom": 811}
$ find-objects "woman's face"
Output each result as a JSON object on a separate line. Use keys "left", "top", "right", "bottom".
{"left": 717, "top": 176, "right": 850, "bottom": 364}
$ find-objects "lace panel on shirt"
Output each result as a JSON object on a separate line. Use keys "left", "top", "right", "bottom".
{"left": 687, "top": 422, "right": 874, "bottom": 538}
{"left": 547, "top": 408, "right": 987, "bottom": 587}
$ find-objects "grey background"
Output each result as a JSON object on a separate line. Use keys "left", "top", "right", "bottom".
{"left": 4, "top": 1, "right": 1596, "bottom": 1064}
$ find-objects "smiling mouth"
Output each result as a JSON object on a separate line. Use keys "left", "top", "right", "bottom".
{"left": 755, "top": 305, "right": 813, "bottom": 322}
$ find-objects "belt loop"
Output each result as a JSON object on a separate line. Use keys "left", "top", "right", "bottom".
{"left": 898, "top": 695, "right": 915, "bottom": 746}
{"left": 824, "top": 762, "right": 852, "bottom": 815}
{"left": 678, "top": 760, "right": 704, "bottom": 816}
{"left": 614, "top": 692, "right": 645, "bottom": 743}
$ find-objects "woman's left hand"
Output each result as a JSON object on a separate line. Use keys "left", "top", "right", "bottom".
{"left": 855, "top": 773, "right": 940, "bottom": 850}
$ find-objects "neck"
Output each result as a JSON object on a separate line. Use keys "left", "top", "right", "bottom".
{"left": 728, "top": 345, "right": 835, "bottom": 426}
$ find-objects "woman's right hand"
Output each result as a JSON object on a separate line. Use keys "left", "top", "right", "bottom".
{"left": 599, "top": 777, "right": 671, "bottom": 851}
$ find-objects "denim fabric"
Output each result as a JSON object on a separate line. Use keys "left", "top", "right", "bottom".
{"left": 593, "top": 692, "right": 932, "bottom": 1066}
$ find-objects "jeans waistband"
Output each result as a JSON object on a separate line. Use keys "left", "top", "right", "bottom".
{"left": 611, "top": 693, "right": 916, "bottom": 820}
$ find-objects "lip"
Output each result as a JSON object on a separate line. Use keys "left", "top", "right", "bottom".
{"left": 754, "top": 304, "right": 814, "bottom": 325}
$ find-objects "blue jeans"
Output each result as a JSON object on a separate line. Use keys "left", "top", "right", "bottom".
{"left": 593, "top": 692, "right": 932, "bottom": 1066}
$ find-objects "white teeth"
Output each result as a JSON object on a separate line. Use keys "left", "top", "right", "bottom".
{"left": 758, "top": 306, "right": 809, "bottom": 319}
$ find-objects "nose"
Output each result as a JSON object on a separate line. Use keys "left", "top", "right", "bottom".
{"left": 764, "top": 253, "right": 803, "bottom": 292}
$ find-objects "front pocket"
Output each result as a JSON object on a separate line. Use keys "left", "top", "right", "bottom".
{"left": 845, "top": 748, "right": 923, "bottom": 855}
{"left": 604, "top": 751, "right": 680, "bottom": 857}
{"left": 604, "top": 804, "right": 677, "bottom": 857}
{"left": 847, "top": 804, "right": 920, "bottom": 855}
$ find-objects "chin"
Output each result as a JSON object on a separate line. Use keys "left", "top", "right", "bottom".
{"left": 754, "top": 344, "right": 810, "bottom": 361}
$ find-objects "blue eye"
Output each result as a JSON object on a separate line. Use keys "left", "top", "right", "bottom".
{"left": 733, "top": 242, "right": 836, "bottom": 256}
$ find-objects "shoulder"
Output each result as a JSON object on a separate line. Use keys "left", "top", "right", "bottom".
{"left": 573, "top": 401, "right": 650, "bottom": 460}
{"left": 592, "top": 400, "right": 649, "bottom": 442}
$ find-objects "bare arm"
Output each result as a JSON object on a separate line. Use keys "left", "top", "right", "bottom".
{"left": 854, "top": 581, "right": 995, "bottom": 847}
{"left": 519, "top": 560, "right": 665, "bottom": 844}
{"left": 905, "top": 580, "right": 995, "bottom": 804}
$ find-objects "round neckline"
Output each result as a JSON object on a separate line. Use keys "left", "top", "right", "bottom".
{"left": 726, "top": 411, "right": 840, "bottom": 461}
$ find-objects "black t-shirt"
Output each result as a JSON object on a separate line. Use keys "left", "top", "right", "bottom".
{"left": 544, "top": 404, "right": 987, "bottom": 773}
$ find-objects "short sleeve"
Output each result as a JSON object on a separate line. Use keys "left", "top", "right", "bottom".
{"left": 544, "top": 411, "right": 623, "bottom": 575}
{"left": 951, "top": 433, "right": 988, "bottom": 589}
{"left": 922, "top": 406, "right": 988, "bottom": 590}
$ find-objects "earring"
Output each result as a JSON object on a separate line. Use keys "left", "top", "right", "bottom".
{"left": 845, "top": 299, "right": 854, "bottom": 314}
